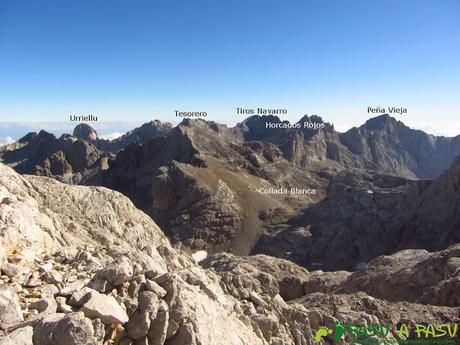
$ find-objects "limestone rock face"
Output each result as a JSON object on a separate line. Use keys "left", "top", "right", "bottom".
{"left": 0, "top": 163, "right": 266, "bottom": 345}
{"left": 239, "top": 115, "right": 340, "bottom": 167}
{"left": 201, "top": 253, "right": 310, "bottom": 301}
{"left": 100, "top": 115, "right": 460, "bottom": 257}
{"left": 33, "top": 313, "right": 96, "bottom": 345}
{"left": 0, "top": 130, "right": 110, "bottom": 184}
{"left": 340, "top": 114, "right": 460, "bottom": 179}
{"left": 0, "top": 326, "right": 33, "bottom": 345}
{"left": 2, "top": 114, "right": 460, "bottom": 344}
{"left": 0, "top": 120, "right": 173, "bottom": 185}
{"left": 336, "top": 246, "right": 460, "bottom": 307}
{"left": 94, "top": 120, "right": 173, "bottom": 153}
{"left": 79, "top": 289, "right": 129, "bottom": 324}
{"left": 91, "top": 256, "right": 133, "bottom": 288}
{"left": 254, "top": 155, "right": 460, "bottom": 270}
{"left": 102, "top": 119, "right": 329, "bottom": 255}
{"left": 200, "top": 248, "right": 460, "bottom": 345}
{"left": 0, "top": 286, "right": 23, "bottom": 330}
{"left": 72, "top": 121, "right": 174, "bottom": 153}
{"left": 237, "top": 114, "right": 460, "bottom": 179}
{"left": 1, "top": 162, "right": 459, "bottom": 344}
{"left": 3, "top": 115, "right": 460, "bottom": 260}
{"left": 296, "top": 291, "right": 459, "bottom": 334}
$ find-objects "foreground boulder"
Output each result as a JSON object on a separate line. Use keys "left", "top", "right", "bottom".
{"left": 0, "top": 326, "right": 33, "bottom": 345}
{"left": 201, "top": 253, "right": 310, "bottom": 301}
{"left": 335, "top": 246, "right": 460, "bottom": 307}
{"left": 79, "top": 289, "right": 129, "bottom": 325}
{"left": 33, "top": 313, "right": 96, "bottom": 345}
{"left": 0, "top": 286, "right": 23, "bottom": 330}
{"left": 201, "top": 251, "right": 460, "bottom": 344}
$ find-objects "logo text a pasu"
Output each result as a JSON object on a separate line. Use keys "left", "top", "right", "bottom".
{"left": 396, "top": 323, "right": 458, "bottom": 338}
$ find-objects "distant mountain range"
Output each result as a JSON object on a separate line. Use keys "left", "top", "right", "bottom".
{"left": 1, "top": 114, "right": 460, "bottom": 269}
{"left": 72, "top": 120, "right": 172, "bottom": 153}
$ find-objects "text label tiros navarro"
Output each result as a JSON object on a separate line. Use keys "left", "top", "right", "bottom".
{"left": 236, "top": 108, "right": 288, "bottom": 115}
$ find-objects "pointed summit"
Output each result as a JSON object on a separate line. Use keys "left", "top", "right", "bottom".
{"left": 236, "top": 115, "right": 287, "bottom": 142}
{"left": 238, "top": 115, "right": 283, "bottom": 128}
{"left": 297, "top": 114, "right": 324, "bottom": 124}
{"left": 363, "top": 114, "right": 398, "bottom": 130}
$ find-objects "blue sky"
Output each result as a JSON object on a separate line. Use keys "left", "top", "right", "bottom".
{"left": 0, "top": 0, "right": 459, "bottom": 139}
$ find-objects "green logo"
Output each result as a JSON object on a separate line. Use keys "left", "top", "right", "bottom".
{"left": 314, "top": 321, "right": 458, "bottom": 344}
{"left": 314, "top": 321, "right": 344, "bottom": 342}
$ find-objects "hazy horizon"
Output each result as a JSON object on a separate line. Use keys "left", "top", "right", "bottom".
{"left": 1, "top": 0, "right": 459, "bottom": 140}
{"left": 2, "top": 111, "right": 460, "bottom": 146}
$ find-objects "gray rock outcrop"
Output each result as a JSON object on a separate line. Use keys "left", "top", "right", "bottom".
{"left": 0, "top": 163, "right": 266, "bottom": 344}
{"left": 3, "top": 115, "right": 460, "bottom": 260}
{"left": 0, "top": 286, "right": 23, "bottom": 330}
{"left": 72, "top": 121, "right": 173, "bottom": 153}
{"left": 0, "top": 130, "right": 110, "bottom": 185}
{"left": 253, "top": 155, "right": 460, "bottom": 270}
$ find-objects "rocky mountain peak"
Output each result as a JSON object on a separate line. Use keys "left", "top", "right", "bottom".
{"left": 37, "top": 130, "right": 57, "bottom": 141}
{"left": 131, "top": 120, "right": 173, "bottom": 135}
{"left": 362, "top": 114, "right": 399, "bottom": 130}
{"left": 241, "top": 115, "right": 283, "bottom": 126}
{"left": 16, "top": 132, "right": 37, "bottom": 143}
{"left": 236, "top": 115, "right": 287, "bottom": 142}
{"left": 72, "top": 124, "right": 98, "bottom": 142}
{"left": 297, "top": 114, "right": 324, "bottom": 124}
{"left": 178, "top": 118, "right": 211, "bottom": 130}
{"left": 82, "top": 120, "right": 173, "bottom": 153}
{"left": 147, "top": 119, "right": 171, "bottom": 128}
{"left": 0, "top": 129, "right": 108, "bottom": 184}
